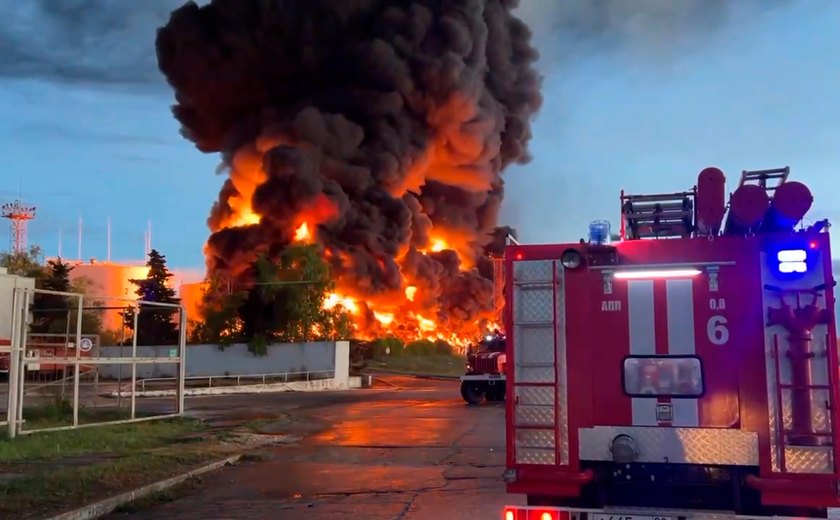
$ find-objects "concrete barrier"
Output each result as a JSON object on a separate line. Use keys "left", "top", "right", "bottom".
{"left": 106, "top": 341, "right": 355, "bottom": 397}
{"left": 108, "top": 375, "right": 363, "bottom": 398}
{"left": 97, "top": 341, "right": 336, "bottom": 379}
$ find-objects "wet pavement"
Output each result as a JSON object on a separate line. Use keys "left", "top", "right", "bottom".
{"left": 107, "top": 375, "right": 525, "bottom": 519}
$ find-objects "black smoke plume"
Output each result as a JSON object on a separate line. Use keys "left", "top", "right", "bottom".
{"left": 155, "top": 0, "right": 541, "bottom": 338}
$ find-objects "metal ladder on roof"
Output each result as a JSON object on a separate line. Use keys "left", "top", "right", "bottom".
{"left": 736, "top": 166, "right": 789, "bottom": 192}
{"left": 620, "top": 189, "right": 695, "bottom": 239}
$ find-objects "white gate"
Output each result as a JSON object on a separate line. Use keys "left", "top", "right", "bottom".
{"left": 4, "top": 287, "right": 187, "bottom": 438}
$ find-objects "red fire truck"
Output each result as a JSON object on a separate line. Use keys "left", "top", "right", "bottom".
{"left": 502, "top": 166, "right": 840, "bottom": 519}
{"left": 460, "top": 330, "right": 507, "bottom": 404}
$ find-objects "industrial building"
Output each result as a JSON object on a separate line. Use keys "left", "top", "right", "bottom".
{"left": 49, "top": 258, "right": 205, "bottom": 335}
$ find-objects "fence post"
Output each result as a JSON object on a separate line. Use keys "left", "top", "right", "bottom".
{"left": 130, "top": 304, "right": 139, "bottom": 421}
{"left": 73, "top": 294, "right": 83, "bottom": 428}
{"left": 333, "top": 340, "right": 350, "bottom": 389}
{"left": 7, "top": 288, "right": 23, "bottom": 439}
{"left": 177, "top": 306, "right": 187, "bottom": 416}
{"left": 16, "top": 289, "right": 31, "bottom": 433}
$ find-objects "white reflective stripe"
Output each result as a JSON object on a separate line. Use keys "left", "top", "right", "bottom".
{"left": 666, "top": 279, "right": 700, "bottom": 427}
{"left": 628, "top": 280, "right": 657, "bottom": 426}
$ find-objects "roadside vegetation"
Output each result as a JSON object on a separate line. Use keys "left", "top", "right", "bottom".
{"left": 353, "top": 337, "right": 463, "bottom": 377}
{"left": 0, "top": 401, "right": 235, "bottom": 519}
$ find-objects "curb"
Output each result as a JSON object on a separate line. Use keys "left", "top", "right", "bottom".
{"left": 45, "top": 454, "right": 242, "bottom": 520}
{"left": 363, "top": 369, "right": 460, "bottom": 381}
{"left": 104, "top": 377, "right": 364, "bottom": 398}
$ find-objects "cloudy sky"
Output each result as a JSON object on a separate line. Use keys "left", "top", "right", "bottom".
{"left": 1, "top": 0, "right": 838, "bottom": 277}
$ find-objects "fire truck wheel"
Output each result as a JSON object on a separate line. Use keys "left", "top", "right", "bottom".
{"left": 486, "top": 383, "right": 506, "bottom": 401}
{"left": 460, "top": 381, "right": 486, "bottom": 404}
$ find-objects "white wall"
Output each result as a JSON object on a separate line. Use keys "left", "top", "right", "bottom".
{"left": 97, "top": 341, "right": 340, "bottom": 379}
{"left": 0, "top": 270, "right": 36, "bottom": 341}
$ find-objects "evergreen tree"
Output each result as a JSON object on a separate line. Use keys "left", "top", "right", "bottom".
{"left": 30, "top": 258, "right": 73, "bottom": 333}
{"left": 124, "top": 249, "right": 181, "bottom": 345}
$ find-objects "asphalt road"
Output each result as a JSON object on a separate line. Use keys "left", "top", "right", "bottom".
{"left": 106, "top": 375, "right": 525, "bottom": 519}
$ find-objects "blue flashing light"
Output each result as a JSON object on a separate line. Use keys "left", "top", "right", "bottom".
{"left": 776, "top": 248, "right": 809, "bottom": 274}
{"left": 777, "top": 249, "right": 806, "bottom": 263}
{"left": 589, "top": 220, "right": 611, "bottom": 245}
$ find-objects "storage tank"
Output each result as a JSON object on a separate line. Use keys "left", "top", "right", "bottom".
{"left": 724, "top": 184, "right": 770, "bottom": 235}
{"left": 761, "top": 180, "right": 813, "bottom": 232}
{"left": 695, "top": 167, "right": 726, "bottom": 235}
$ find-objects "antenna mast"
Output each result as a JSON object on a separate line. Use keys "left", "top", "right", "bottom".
{"left": 1, "top": 200, "right": 36, "bottom": 254}
{"left": 77, "top": 216, "right": 83, "bottom": 260}
{"left": 107, "top": 216, "right": 111, "bottom": 262}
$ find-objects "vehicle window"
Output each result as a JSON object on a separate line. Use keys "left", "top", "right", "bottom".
{"left": 622, "top": 356, "right": 704, "bottom": 398}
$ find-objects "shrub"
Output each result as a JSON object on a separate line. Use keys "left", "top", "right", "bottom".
{"left": 434, "top": 339, "right": 453, "bottom": 355}
{"left": 405, "top": 339, "right": 436, "bottom": 355}
{"left": 371, "top": 336, "right": 405, "bottom": 359}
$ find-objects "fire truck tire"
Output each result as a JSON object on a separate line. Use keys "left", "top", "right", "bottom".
{"left": 486, "top": 383, "right": 506, "bottom": 401}
{"left": 460, "top": 381, "right": 486, "bottom": 404}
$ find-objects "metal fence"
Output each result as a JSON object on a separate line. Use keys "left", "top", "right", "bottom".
{"left": 132, "top": 370, "right": 335, "bottom": 392}
{"left": 2, "top": 287, "right": 187, "bottom": 438}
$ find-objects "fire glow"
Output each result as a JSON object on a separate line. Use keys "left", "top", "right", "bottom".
{"left": 222, "top": 200, "right": 499, "bottom": 348}
{"left": 155, "top": 0, "right": 539, "bottom": 350}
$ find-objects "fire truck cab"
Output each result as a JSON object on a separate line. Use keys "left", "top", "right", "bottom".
{"left": 460, "top": 331, "right": 507, "bottom": 404}
{"left": 502, "top": 167, "right": 840, "bottom": 519}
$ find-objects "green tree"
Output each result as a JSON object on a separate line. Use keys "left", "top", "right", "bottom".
{"left": 30, "top": 258, "right": 73, "bottom": 333}
{"left": 69, "top": 276, "right": 104, "bottom": 336}
{"left": 0, "top": 245, "right": 46, "bottom": 279}
{"left": 124, "top": 249, "right": 181, "bottom": 345}
{"left": 188, "top": 277, "right": 247, "bottom": 346}
{"left": 191, "top": 244, "right": 352, "bottom": 353}
{"left": 234, "top": 244, "right": 351, "bottom": 353}
{"left": 29, "top": 261, "right": 104, "bottom": 336}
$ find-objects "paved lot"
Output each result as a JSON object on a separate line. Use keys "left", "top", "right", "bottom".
{"left": 107, "top": 375, "right": 524, "bottom": 519}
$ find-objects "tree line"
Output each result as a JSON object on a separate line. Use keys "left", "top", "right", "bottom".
{"left": 189, "top": 243, "right": 352, "bottom": 355}
{"left": 1, "top": 243, "right": 351, "bottom": 352}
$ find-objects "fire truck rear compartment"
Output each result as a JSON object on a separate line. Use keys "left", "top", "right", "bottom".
{"left": 547, "top": 461, "right": 757, "bottom": 511}
{"left": 529, "top": 461, "right": 825, "bottom": 518}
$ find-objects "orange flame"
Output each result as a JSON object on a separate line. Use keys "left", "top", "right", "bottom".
{"left": 294, "top": 223, "right": 311, "bottom": 242}
{"left": 207, "top": 138, "right": 502, "bottom": 351}
{"left": 430, "top": 239, "right": 447, "bottom": 252}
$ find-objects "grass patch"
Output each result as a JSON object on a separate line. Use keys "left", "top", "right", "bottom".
{"left": 18, "top": 399, "right": 153, "bottom": 431}
{"left": 0, "top": 447, "right": 226, "bottom": 519}
{"left": 367, "top": 353, "right": 464, "bottom": 377}
{"left": 244, "top": 416, "right": 286, "bottom": 432}
{"left": 0, "top": 405, "right": 232, "bottom": 520}
{"left": 0, "top": 416, "right": 206, "bottom": 463}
